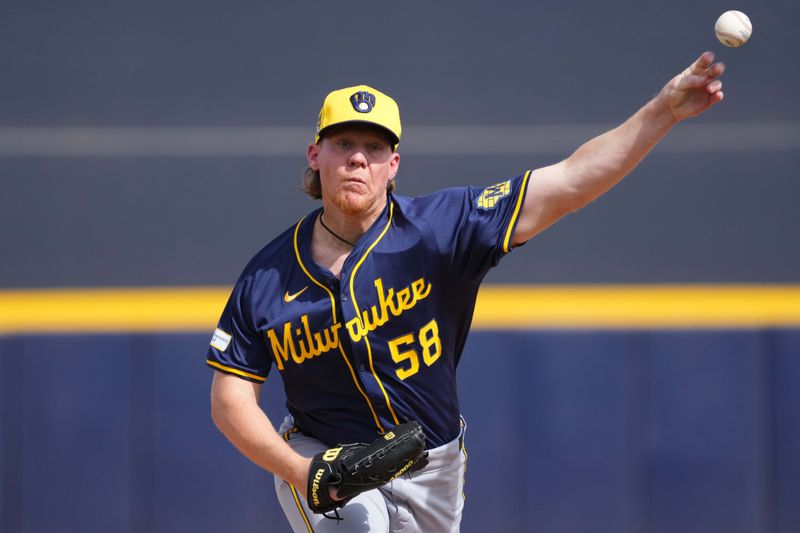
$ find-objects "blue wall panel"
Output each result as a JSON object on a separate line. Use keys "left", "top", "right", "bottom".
{"left": 0, "top": 329, "right": 798, "bottom": 532}
{"left": 151, "top": 334, "right": 277, "bottom": 533}
{"left": 461, "top": 332, "right": 645, "bottom": 533}
{"left": 644, "top": 331, "right": 768, "bottom": 533}
{"left": 774, "top": 330, "right": 800, "bottom": 533}
{"left": 17, "top": 335, "right": 135, "bottom": 533}
{"left": 453, "top": 332, "right": 533, "bottom": 531}
{"left": 0, "top": 337, "right": 23, "bottom": 532}
{"left": 150, "top": 333, "right": 292, "bottom": 533}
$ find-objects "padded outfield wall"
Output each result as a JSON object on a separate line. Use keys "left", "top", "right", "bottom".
{"left": 1, "top": 288, "right": 799, "bottom": 533}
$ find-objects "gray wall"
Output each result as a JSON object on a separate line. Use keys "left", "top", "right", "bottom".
{"left": 2, "top": 0, "right": 798, "bottom": 287}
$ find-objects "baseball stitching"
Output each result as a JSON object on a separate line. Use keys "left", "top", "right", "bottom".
{"left": 716, "top": 30, "right": 746, "bottom": 46}
{"left": 732, "top": 11, "right": 752, "bottom": 33}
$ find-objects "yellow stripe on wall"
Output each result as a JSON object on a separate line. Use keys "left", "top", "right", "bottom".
{"left": 0, "top": 287, "right": 229, "bottom": 334}
{"left": 0, "top": 285, "right": 799, "bottom": 334}
{"left": 473, "top": 285, "right": 800, "bottom": 329}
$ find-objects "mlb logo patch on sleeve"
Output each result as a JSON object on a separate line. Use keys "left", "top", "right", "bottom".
{"left": 210, "top": 328, "right": 232, "bottom": 351}
{"left": 477, "top": 180, "right": 511, "bottom": 209}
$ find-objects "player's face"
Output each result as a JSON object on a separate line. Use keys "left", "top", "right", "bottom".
{"left": 308, "top": 125, "right": 400, "bottom": 216}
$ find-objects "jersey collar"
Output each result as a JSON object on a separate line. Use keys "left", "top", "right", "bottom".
{"left": 298, "top": 196, "right": 393, "bottom": 284}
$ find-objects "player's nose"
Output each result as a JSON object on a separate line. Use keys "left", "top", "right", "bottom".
{"left": 348, "top": 149, "right": 368, "bottom": 168}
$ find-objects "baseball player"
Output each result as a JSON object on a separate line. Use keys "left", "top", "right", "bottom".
{"left": 207, "top": 51, "right": 726, "bottom": 532}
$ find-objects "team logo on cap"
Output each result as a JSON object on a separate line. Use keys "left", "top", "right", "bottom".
{"left": 350, "top": 91, "right": 376, "bottom": 113}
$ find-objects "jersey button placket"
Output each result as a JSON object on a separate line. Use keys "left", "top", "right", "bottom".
{"left": 341, "top": 271, "right": 392, "bottom": 427}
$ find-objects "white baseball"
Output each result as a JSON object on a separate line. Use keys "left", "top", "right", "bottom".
{"left": 715, "top": 10, "right": 752, "bottom": 48}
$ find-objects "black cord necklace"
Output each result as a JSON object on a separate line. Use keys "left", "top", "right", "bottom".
{"left": 319, "top": 211, "right": 356, "bottom": 247}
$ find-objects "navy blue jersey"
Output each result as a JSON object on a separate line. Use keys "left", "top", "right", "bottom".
{"left": 207, "top": 170, "right": 531, "bottom": 448}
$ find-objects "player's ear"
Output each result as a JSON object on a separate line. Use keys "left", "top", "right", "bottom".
{"left": 307, "top": 143, "right": 321, "bottom": 171}
{"left": 388, "top": 151, "right": 400, "bottom": 181}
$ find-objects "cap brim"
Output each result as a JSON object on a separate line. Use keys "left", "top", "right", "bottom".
{"left": 317, "top": 120, "right": 400, "bottom": 146}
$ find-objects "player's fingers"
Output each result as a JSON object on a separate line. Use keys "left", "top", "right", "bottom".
{"left": 689, "top": 51, "right": 715, "bottom": 75}
{"left": 676, "top": 73, "right": 708, "bottom": 90}
{"left": 708, "top": 91, "right": 725, "bottom": 107}
{"left": 707, "top": 79, "right": 723, "bottom": 94}
{"left": 706, "top": 62, "right": 726, "bottom": 79}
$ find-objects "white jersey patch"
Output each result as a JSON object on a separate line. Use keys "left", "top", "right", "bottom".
{"left": 210, "top": 328, "right": 232, "bottom": 351}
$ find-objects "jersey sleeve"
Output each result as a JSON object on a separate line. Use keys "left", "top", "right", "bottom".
{"left": 205, "top": 274, "right": 271, "bottom": 383}
{"left": 423, "top": 170, "right": 532, "bottom": 282}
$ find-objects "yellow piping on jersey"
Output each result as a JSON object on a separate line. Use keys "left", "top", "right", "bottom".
{"left": 289, "top": 484, "right": 314, "bottom": 532}
{"left": 293, "top": 216, "right": 385, "bottom": 433}
{"left": 349, "top": 201, "right": 402, "bottom": 427}
{"left": 206, "top": 360, "right": 266, "bottom": 382}
{"left": 502, "top": 169, "right": 532, "bottom": 253}
{"left": 294, "top": 216, "right": 338, "bottom": 323}
{"left": 461, "top": 442, "right": 469, "bottom": 501}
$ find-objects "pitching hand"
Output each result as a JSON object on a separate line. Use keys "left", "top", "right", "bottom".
{"left": 659, "top": 51, "right": 725, "bottom": 123}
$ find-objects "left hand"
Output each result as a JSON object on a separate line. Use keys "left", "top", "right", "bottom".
{"left": 659, "top": 51, "right": 726, "bottom": 123}
{"left": 306, "top": 421, "right": 428, "bottom": 514}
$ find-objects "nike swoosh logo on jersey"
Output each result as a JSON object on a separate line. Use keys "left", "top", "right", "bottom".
{"left": 284, "top": 286, "right": 309, "bottom": 303}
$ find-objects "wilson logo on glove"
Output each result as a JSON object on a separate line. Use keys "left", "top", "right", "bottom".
{"left": 322, "top": 447, "right": 342, "bottom": 461}
{"left": 311, "top": 468, "right": 327, "bottom": 507}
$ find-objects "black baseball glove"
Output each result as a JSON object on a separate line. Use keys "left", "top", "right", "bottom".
{"left": 306, "top": 421, "right": 428, "bottom": 514}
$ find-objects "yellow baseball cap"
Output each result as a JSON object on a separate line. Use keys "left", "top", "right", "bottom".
{"left": 314, "top": 85, "right": 401, "bottom": 149}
